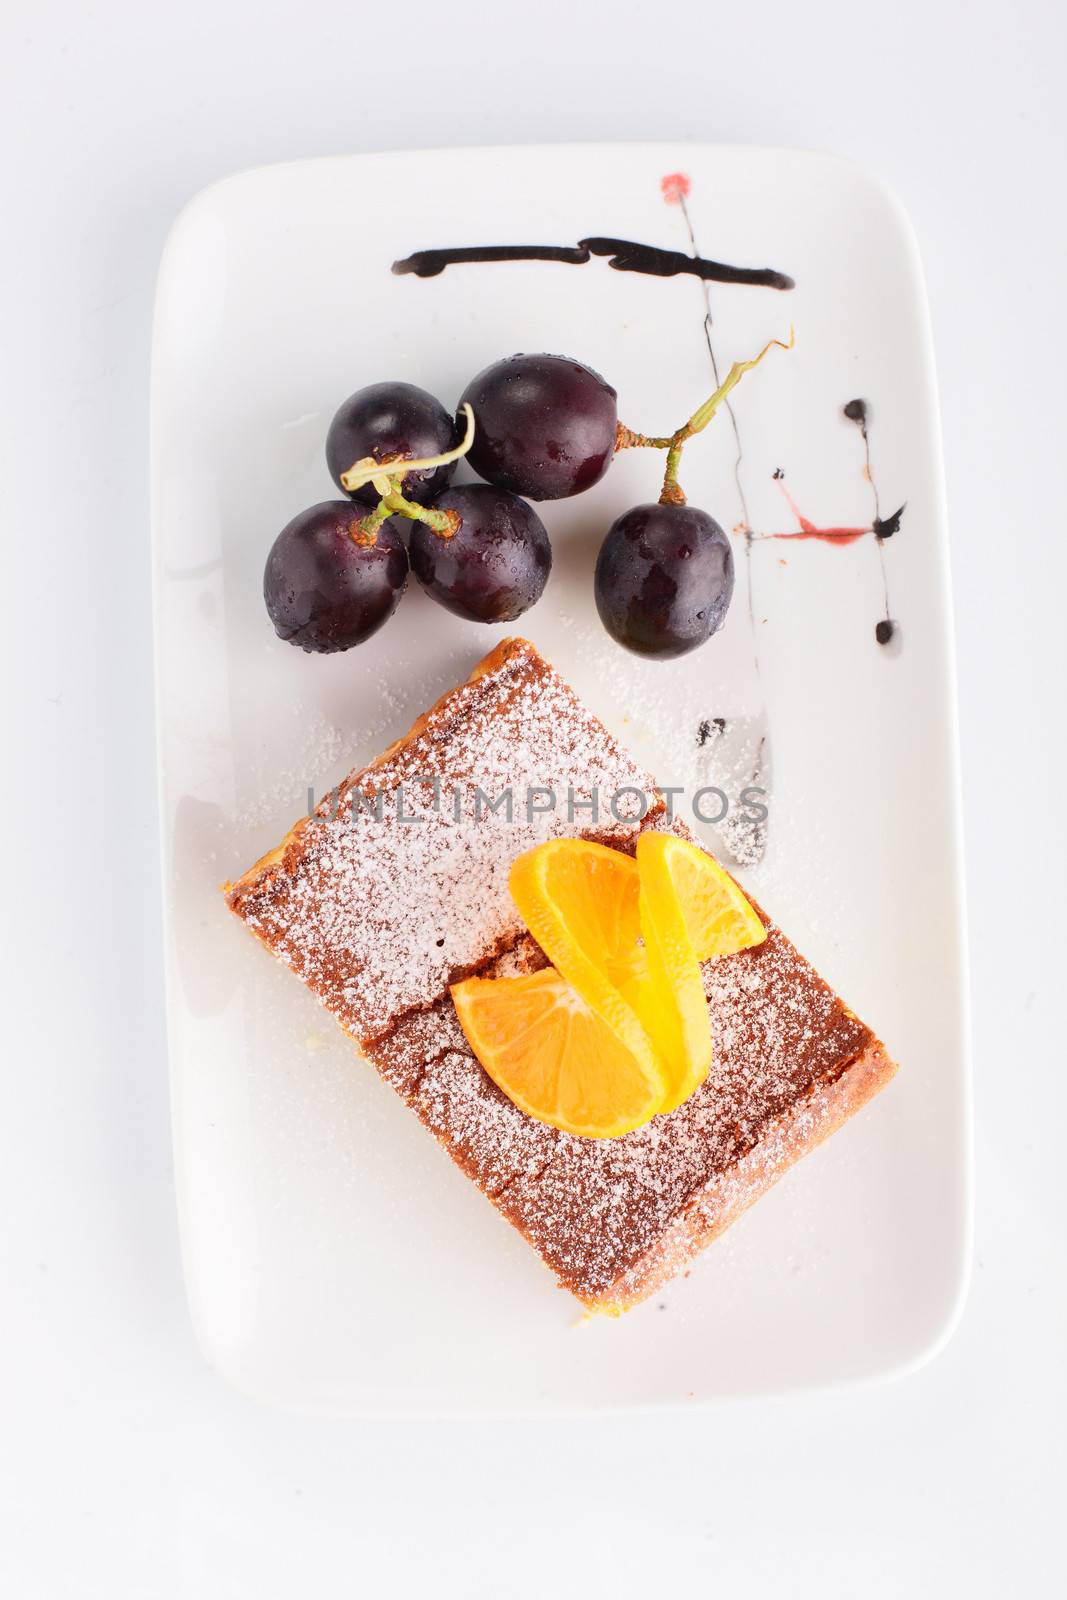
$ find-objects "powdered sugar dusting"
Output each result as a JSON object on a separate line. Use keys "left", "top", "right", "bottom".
{"left": 366, "top": 927, "right": 875, "bottom": 1303}
{"left": 228, "top": 641, "right": 660, "bottom": 1042}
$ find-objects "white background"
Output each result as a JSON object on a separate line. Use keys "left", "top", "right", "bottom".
{"left": 2, "top": 0, "right": 1064, "bottom": 1593}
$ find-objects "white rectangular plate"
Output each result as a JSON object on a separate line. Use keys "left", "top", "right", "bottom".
{"left": 153, "top": 144, "right": 970, "bottom": 1413}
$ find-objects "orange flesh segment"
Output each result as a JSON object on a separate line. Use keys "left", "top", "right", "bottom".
{"left": 508, "top": 840, "right": 661, "bottom": 1089}
{"left": 655, "top": 833, "right": 768, "bottom": 961}
{"left": 451, "top": 967, "right": 664, "bottom": 1139}
{"left": 633, "top": 834, "right": 713, "bottom": 1113}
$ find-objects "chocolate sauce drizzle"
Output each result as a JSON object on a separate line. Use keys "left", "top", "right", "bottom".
{"left": 842, "top": 398, "right": 902, "bottom": 645}
{"left": 580, "top": 239, "right": 794, "bottom": 290}
{"left": 393, "top": 245, "right": 588, "bottom": 275}
{"left": 393, "top": 238, "right": 794, "bottom": 291}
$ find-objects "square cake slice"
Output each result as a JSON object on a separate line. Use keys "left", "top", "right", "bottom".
{"left": 225, "top": 637, "right": 896, "bottom": 1312}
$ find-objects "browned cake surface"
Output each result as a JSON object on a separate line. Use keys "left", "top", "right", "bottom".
{"left": 225, "top": 636, "right": 896, "bottom": 1311}
{"left": 364, "top": 929, "right": 890, "bottom": 1310}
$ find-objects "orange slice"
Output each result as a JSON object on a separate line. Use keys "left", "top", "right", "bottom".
{"left": 649, "top": 832, "right": 767, "bottom": 961}
{"left": 508, "top": 840, "right": 659, "bottom": 1083}
{"left": 632, "top": 833, "right": 712, "bottom": 1113}
{"left": 631, "top": 834, "right": 765, "bottom": 1110}
{"left": 451, "top": 967, "right": 664, "bottom": 1139}
{"left": 504, "top": 833, "right": 768, "bottom": 1125}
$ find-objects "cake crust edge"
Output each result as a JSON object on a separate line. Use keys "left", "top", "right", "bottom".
{"left": 577, "top": 1037, "right": 897, "bottom": 1314}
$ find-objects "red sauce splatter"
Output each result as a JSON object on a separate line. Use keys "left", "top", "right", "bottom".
{"left": 661, "top": 172, "right": 691, "bottom": 205}
{"left": 771, "top": 484, "right": 869, "bottom": 546}
{"left": 770, "top": 524, "right": 868, "bottom": 545}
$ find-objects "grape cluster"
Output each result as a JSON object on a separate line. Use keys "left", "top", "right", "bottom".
{"left": 264, "top": 341, "right": 788, "bottom": 656}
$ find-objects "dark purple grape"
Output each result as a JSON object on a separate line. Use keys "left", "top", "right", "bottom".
{"left": 458, "top": 354, "right": 617, "bottom": 500}
{"left": 594, "top": 503, "right": 734, "bottom": 659}
{"left": 264, "top": 502, "right": 407, "bottom": 652}
{"left": 409, "top": 484, "right": 551, "bottom": 623}
{"left": 326, "top": 382, "right": 459, "bottom": 508}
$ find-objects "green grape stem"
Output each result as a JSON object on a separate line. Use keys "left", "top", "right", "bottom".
{"left": 344, "top": 401, "right": 474, "bottom": 543}
{"left": 615, "top": 329, "right": 795, "bottom": 506}
{"left": 351, "top": 490, "right": 461, "bottom": 544}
